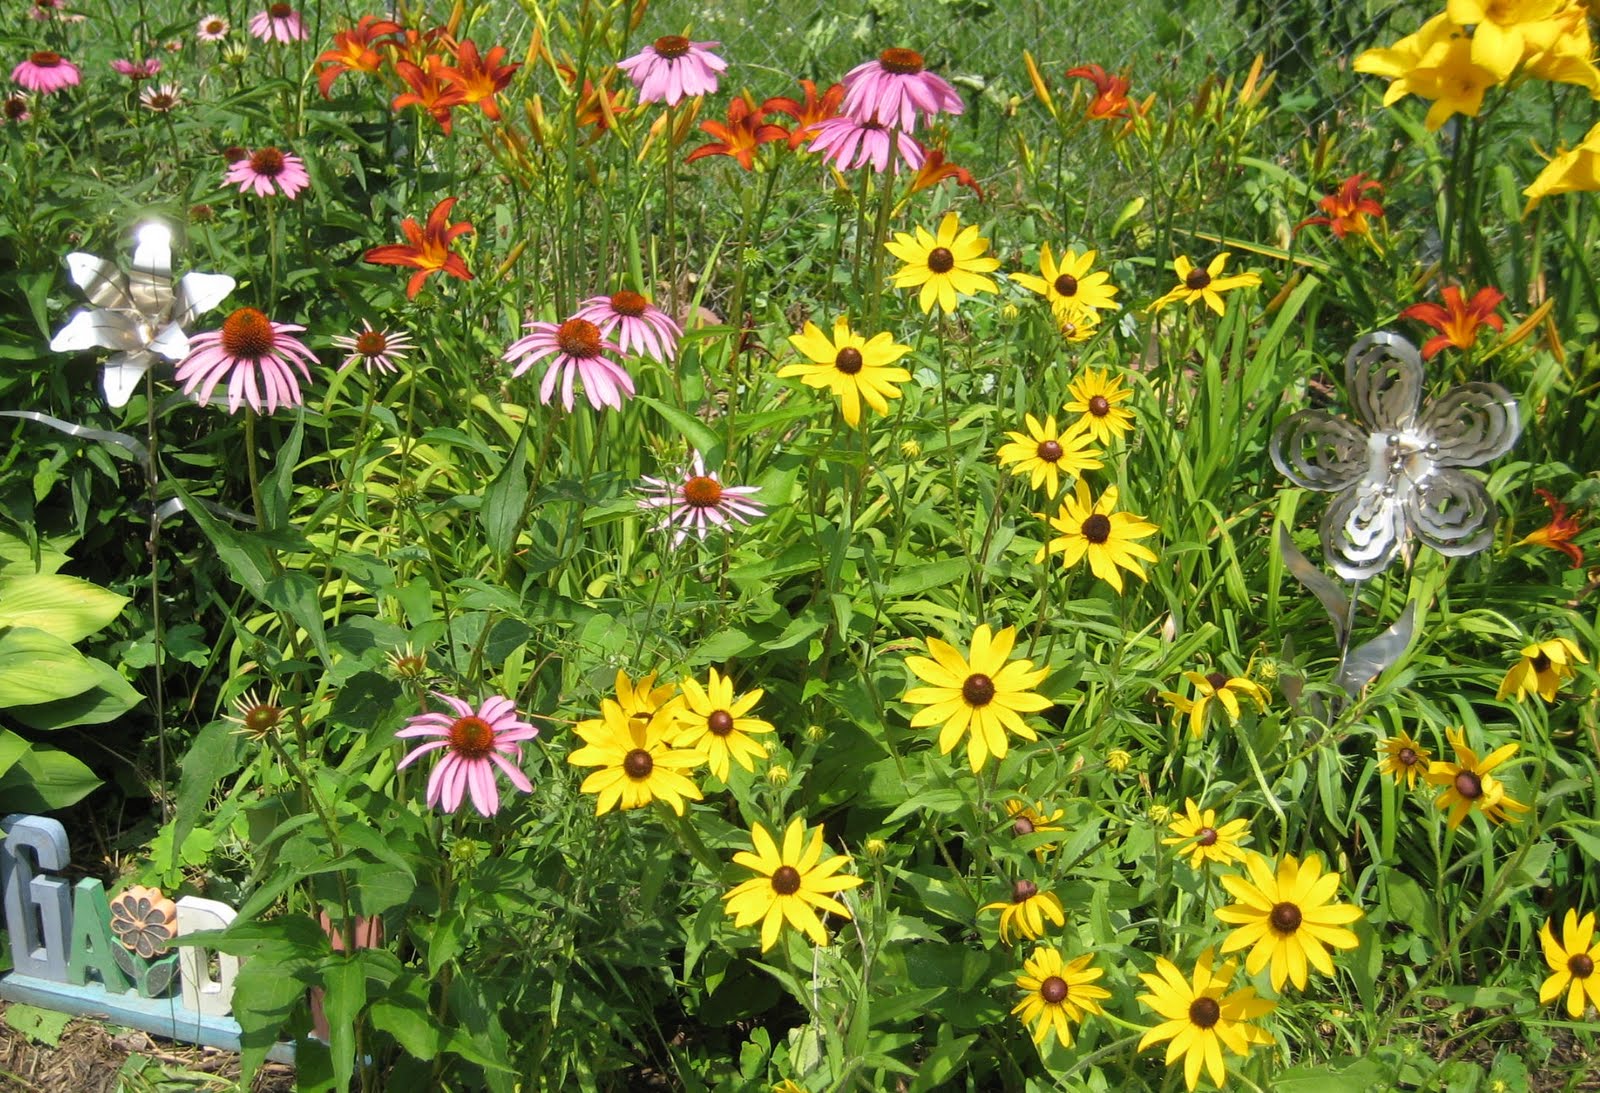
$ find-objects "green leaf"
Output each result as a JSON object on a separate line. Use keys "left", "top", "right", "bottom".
{"left": 0, "top": 573, "right": 129, "bottom": 642}
{"left": 479, "top": 429, "right": 529, "bottom": 561}
{"left": 0, "top": 743, "right": 100, "bottom": 810}
{"left": 369, "top": 985, "right": 440, "bottom": 1062}
{"left": 9, "top": 657, "right": 141, "bottom": 730}
{"left": 0, "top": 729, "right": 31, "bottom": 780}
{"left": 3, "top": 1003, "right": 72, "bottom": 1047}
{"left": 0, "top": 627, "right": 101, "bottom": 705}
{"left": 321, "top": 953, "right": 368, "bottom": 1093}
{"left": 638, "top": 396, "right": 724, "bottom": 466}
{"left": 261, "top": 416, "right": 304, "bottom": 532}
{"left": 172, "top": 719, "right": 244, "bottom": 875}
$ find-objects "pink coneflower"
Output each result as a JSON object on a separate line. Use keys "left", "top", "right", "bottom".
{"left": 841, "top": 47, "right": 964, "bottom": 132}
{"left": 224, "top": 146, "right": 311, "bottom": 199}
{"left": 639, "top": 452, "right": 764, "bottom": 546}
{"left": 806, "top": 114, "right": 926, "bottom": 173}
{"left": 504, "top": 316, "right": 635, "bottom": 412}
{"left": 573, "top": 290, "right": 681, "bottom": 364}
{"left": 395, "top": 693, "right": 537, "bottom": 818}
{"left": 139, "top": 83, "right": 182, "bottom": 113}
{"left": 1, "top": 94, "right": 29, "bottom": 125}
{"left": 112, "top": 58, "right": 163, "bottom": 81}
{"left": 333, "top": 320, "right": 413, "bottom": 375}
{"left": 12, "top": 52, "right": 81, "bottom": 95}
{"left": 196, "top": 14, "right": 230, "bottom": 41}
{"left": 175, "top": 306, "right": 317, "bottom": 414}
{"left": 249, "top": 3, "right": 306, "bottom": 43}
{"left": 616, "top": 35, "right": 725, "bottom": 106}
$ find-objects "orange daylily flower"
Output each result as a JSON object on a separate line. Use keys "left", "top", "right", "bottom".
{"left": 685, "top": 93, "right": 789, "bottom": 170}
{"left": 1399, "top": 285, "right": 1505, "bottom": 358}
{"left": 1296, "top": 173, "right": 1385, "bottom": 239}
{"left": 440, "top": 40, "right": 520, "bottom": 120}
{"left": 1516, "top": 488, "right": 1585, "bottom": 568}
{"left": 316, "top": 15, "right": 400, "bottom": 98}
{"left": 387, "top": 25, "right": 458, "bottom": 67}
{"left": 763, "top": 79, "right": 845, "bottom": 150}
{"left": 363, "top": 196, "right": 474, "bottom": 299}
{"left": 557, "top": 63, "right": 633, "bottom": 138}
{"left": 1065, "top": 63, "right": 1133, "bottom": 120}
{"left": 393, "top": 58, "right": 468, "bottom": 134}
{"left": 909, "top": 148, "right": 984, "bottom": 200}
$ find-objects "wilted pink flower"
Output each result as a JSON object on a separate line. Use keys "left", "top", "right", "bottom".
{"left": 332, "top": 320, "right": 413, "bottom": 374}
{"left": 196, "top": 14, "right": 229, "bottom": 41}
{"left": 617, "top": 35, "right": 725, "bottom": 105}
{"left": 1, "top": 94, "right": 29, "bottom": 125}
{"left": 806, "top": 114, "right": 926, "bottom": 173}
{"left": 505, "top": 316, "right": 634, "bottom": 412}
{"left": 223, "top": 146, "right": 311, "bottom": 198}
{"left": 175, "top": 306, "right": 317, "bottom": 414}
{"left": 573, "top": 290, "right": 681, "bottom": 364}
{"left": 841, "top": 47, "right": 963, "bottom": 131}
{"left": 249, "top": 3, "right": 306, "bottom": 43}
{"left": 396, "top": 693, "right": 538, "bottom": 817}
{"left": 12, "top": 52, "right": 81, "bottom": 94}
{"left": 639, "top": 451, "right": 765, "bottom": 545}
{"left": 112, "top": 58, "right": 162, "bottom": 81}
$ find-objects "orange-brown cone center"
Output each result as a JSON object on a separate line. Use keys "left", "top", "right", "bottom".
{"left": 220, "top": 307, "right": 275, "bottom": 359}
{"left": 249, "top": 147, "right": 285, "bottom": 176}
{"left": 879, "top": 48, "right": 925, "bottom": 74}
{"left": 355, "top": 330, "right": 388, "bottom": 355}
{"left": 682, "top": 475, "right": 724, "bottom": 508}
{"left": 556, "top": 318, "right": 603, "bottom": 358}
{"left": 30, "top": 52, "right": 62, "bottom": 66}
{"left": 609, "top": 290, "right": 648, "bottom": 317}
{"left": 653, "top": 36, "right": 690, "bottom": 59}
{"left": 447, "top": 715, "right": 495, "bottom": 759}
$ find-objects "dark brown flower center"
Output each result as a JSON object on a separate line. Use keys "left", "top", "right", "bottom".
{"left": 145, "top": 90, "right": 177, "bottom": 109}
{"left": 835, "top": 347, "right": 864, "bottom": 375}
{"left": 1012, "top": 878, "right": 1038, "bottom": 902}
{"left": 927, "top": 247, "right": 955, "bottom": 274}
{"left": 249, "top": 146, "right": 285, "bottom": 176}
{"left": 447, "top": 715, "right": 495, "bottom": 759}
{"left": 1196, "top": 826, "right": 1219, "bottom": 847}
{"left": 220, "top": 307, "right": 275, "bottom": 359}
{"left": 30, "top": 52, "right": 61, "bottom": 66}
{"left": 269, "top": 3, "right": 294, "bottom": 17}
{"left": 623, "top": 748, "right": 653, "bottom": 778}
{"left": 962, "top": 673, "right": 995, "bottom": 707}
{"left": 1088, "top": 395, "right": 1110, "bottom": 417}
{"left": 222, "top": 145, "right": 248, "bottom": 163}
{"left": 1082, "top": 513, "right": 1111, "bottom": 544}
{"left": 355, "top": 330, "right": 388, "bottom": 355}
{"left": 682, "top": 475, "right": 724, "bottom": 507}
{"left": 1012, "top": 817, "right": 1035, "bottom": 836}
{"left": 653, "top": 35, "right": 691, "bottom": 59}
{"left": 1040, "top": 976, "right": 1069, "bottom": 1004}
{"left": 1270, "top": 901, "right": 1303, "bottom": 934}
{"left": 1206, "top": 672, "right": 1229, "bottom": 690}
{"left": 707, "top": 710, "right": 734, "bottom": 736}
{"left": 609, "top": 289, "right": 648, "bottom": 316}
{"left": 3, "top": 97, "right": 27, "bottom": 120}
{"left": 1037, "top": 439, "right": 1063, "bottom": 462}
{"left": 241, "top": 702, "right": 283, "bottom": 735}
{"left": 1570, "top": 953, "right": 1595, "bottom": 978}
{"left": 556, "top": 318, "right": 603, "bottom": 358}
{"left": 1399, "top": 747, "right": 1418, "bottom": 767}
{"left": 771, "top": 864, "right": 802, "bottom": 894}
{"left": 878, "top": 48, "right": 925, "bottom": 75}
{"left": 190, "top": 203, "right": 215, "bottom": 222}
{"left": 1188, "top": 996, "right": 1220, "bottom": 1029}
{"left": 1531, "top": 652, "right": 1552, "bottom": 673}
{"left": 1185, "top": 268, "right": 1212, "bottom": 291}
{"left": 1053, "top": 273, "right": 1079, "bottom": 296}
{"left": 205, "top": 18, "right": 226, "bottom": 33}
{"left": 1454, "top": 770, "right": 1483, "bottom": 800}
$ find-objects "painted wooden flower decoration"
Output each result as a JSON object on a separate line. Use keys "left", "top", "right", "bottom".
{"left": 109, "top": 884, "right": 179, "bottom": 958}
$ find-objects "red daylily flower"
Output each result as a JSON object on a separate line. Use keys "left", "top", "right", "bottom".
{"left": 908, "top": 148, "right": 984, "bottom": 200}
{"left": 315, "top": 14, "right": 400, "bottom": 98}
{"left": 1296, "top": 173, "right": 1385, "bottom": 239}
{"left": 393, "top": 58, "right": 467, "bottom": 134}
{"left": 363, "top": 196, "right": 474, "bottom": 299}
{"left": 763, "top": 79, "right": 845, "bottom": 149}
{"left": 440, "top": 40, "right": 520, "bottom": 120}
{"left": 1065, "top": 63, "right": 1133, "bottom": 120}
{"left": 387, "top": 25, "right": 457, "bottom": 67}
{"left": 555, "top": 63, "right": 632, "bottom": 138}
{"left": 1516, "top": 488, "right": 1584, "bottom": 568}
{"left": 1399, "top": 285, "right": 1506, "bottom": 358}
{"left": 685, "top": 93, "right": 789, "bottom": 169}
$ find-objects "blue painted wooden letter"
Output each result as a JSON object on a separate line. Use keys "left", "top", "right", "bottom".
{"left": 1, "top": 815, "right": 73, "bottom": 982}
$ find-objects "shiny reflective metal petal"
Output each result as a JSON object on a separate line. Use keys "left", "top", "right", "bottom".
{"left": 1276, "top": 525, "right": 1350, "bottom": 644}
{"left": 65, "top": 253, "right": 131, "bottom": 310}
{"left": 1270, "top": 409, "right": 1368, "bottom": 492}
{"left": 129, "top": 229, "right": 175, "bottom": 318}
{"left": 1404, "top": 468, "right": 1496, "bottom": 556}
{"left": 102, "top": 351, "right": 158, "bottom": 408}
{"left": 0, "top": 410, "right": 150, "bottom": 472}
{"left": 147, "top": 322, "right": 190, "bottom": 362}
{"left": 1346, "top": 332, "right": 1424, "bottom": 432}
{"left": 1337, "top": 600, "right": 1416, "bottom": 696}
{"left": 49, "top": 309, "right": 137, "bottom": 354}
{"left": 1322, "top": 483, "right": 1405, "bottom": 579}
{"left": 1417, "top": 382, "right": 1520, "bottom": 467}
{"left": 171, "top": 272, "right": 235, "bottom": 328}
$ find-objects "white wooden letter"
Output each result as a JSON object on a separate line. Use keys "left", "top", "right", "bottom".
{"left": 175, "top": 896, "right": 240, "bottom": 1016}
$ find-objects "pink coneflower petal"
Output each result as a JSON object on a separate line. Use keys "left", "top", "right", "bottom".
{"left": 12, "top": 51, "right": 81, "bottom": 95}
{"left": 249, "top": 5, "right": 306, "bottom": 43}
{"left": 396, "top": 693, "right": 539, "bottom": 818}
{"left": 505, "top": 316, "right": 632, "bottom": 412}
{"left": 196, "top": 14, "right": 230, "bottom": 41}
{"left": 841, "top": 47, "right": 963, "bottom": 132}
{"left": 573, "top": 291, "right": 682, "bottom": 363}
{"left": 806, "top": 114, "right": 925, "bottom": 173}
{"left": 637, "top": 451, "right": 765, "bottom": 546}
{"left": 174, "top": 307, "right": 316, "bottom": 415}
{"left": 333, "top": 319, "right": 413, "bottom": 374}
{"left": 617, "top": 36, "right": 724, "bottom": 106}
{"left": 224, "top": 146, "right": 311, "bottom": 200}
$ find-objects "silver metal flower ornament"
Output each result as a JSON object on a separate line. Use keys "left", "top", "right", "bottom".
{"left": 48, "top": 222, "right": 235, "bottom": 406}
{"left": 1270, "top": 332, "right": 1520, "bottom": 579}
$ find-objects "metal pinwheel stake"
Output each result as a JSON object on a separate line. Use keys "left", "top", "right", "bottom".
{"left": 1269, "top": 332, "right": 1521, "bottom": 694}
